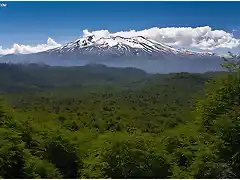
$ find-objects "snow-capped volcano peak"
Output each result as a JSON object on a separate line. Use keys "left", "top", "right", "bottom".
{"left": 47, "top": 35, "right": 216, "bottom": 58}
{"left": 60, "top": 35, "right": 179, "bottom": 50}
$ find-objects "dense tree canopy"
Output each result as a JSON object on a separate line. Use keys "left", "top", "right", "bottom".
{"left": 0, "top": 58, "right": 239, "bottom": 178}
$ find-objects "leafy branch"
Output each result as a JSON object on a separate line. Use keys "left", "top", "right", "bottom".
{"left": 221, "top": 52, "right": 240, "bottom": 72}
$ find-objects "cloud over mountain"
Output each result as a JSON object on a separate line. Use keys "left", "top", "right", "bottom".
{"left": 83, "top": 26, "right": 240, "bottom": 51}
{"left": 0, "top": 38, "right": 61, "bottom": 55}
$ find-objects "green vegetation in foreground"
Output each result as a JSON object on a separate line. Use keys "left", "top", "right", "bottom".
{"left": 0, "top": 56, "right": 239, "bottom": 178}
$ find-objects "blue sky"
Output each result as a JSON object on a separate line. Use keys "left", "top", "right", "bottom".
{"left": 0, "top": 1, "right": 240, "bottom": 54}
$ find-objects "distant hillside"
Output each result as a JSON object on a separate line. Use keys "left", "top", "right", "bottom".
{"left": 0, "top": 63, "right": 223, "bottom": 94}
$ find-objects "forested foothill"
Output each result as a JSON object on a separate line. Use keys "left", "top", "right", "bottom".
{"left": 0, "top": 54, "right": 239, "bottom": 178}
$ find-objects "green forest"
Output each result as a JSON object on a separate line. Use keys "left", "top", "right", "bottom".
{"left": 0, "top": 56, "right": 239, "bottom": 178}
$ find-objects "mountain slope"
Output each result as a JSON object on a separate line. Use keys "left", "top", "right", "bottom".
{"left": 0, "top": 36, "right": 223, "bottom": 74}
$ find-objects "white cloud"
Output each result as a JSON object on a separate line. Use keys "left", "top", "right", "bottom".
{"left": 0, "top": 38, "right": 61, "bottom": 55}
{"left": 83, "top": 26, "right": 240, "bottom": 51}
{"left": 1, "top": 26, "right": 240, "bottom": 56}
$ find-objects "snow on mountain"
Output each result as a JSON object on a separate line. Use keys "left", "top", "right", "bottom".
{"left": 46, "top": 35, "right": 217, "bottom": 58}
